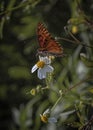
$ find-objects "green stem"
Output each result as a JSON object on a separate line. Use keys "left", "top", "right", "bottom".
{"left": 51, "top": 96, "right": 63, "bottom": 111}
{"left": 0, "top": 0, "right": 41, "bottom": 16}
{"left": 67, "top": 76, "right": 92, "bottom": 91}
{"left": 57, "top": 37, "right": 93, "bottom": 48}
{"left": 42, "top": 86, "right": 49, "bottom": 90}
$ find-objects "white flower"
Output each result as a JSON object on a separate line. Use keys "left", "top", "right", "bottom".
{"left": 31, "top": 56, "right": 54, "bottom": 79}
{"left": 40, "top": 108, "right": 57, "bottom": 123}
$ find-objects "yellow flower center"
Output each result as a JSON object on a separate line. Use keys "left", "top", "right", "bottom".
{"left": 30, "top": 89, "right": 36, "bottom": 96}
{"left": 36, "top": 61, "right": 45, "bottom": 68}
{"left": 71, "top": 26, "right": 78, "bottom": 34}
{"left": 40, "top": 114, "right": 48, "bottom": 123}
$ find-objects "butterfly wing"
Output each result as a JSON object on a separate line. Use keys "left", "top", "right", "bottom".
{"left": 37, "top": 23, "right": 63, "bottom": 56}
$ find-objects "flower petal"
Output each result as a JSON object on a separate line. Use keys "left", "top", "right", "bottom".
{"left": 31, "top": 64, "right": 38, "bottom": 73}
{"left": 37, "top": 65, "right": 54, "bottom": 79}
{"left": 43, "top": 57, "right": 51, "bottom": 64}
{"left": 38, "top": 68, "right": 46, "bottom": 79}
{"left": 46, "top": 65, "right": 54, "bottom": 72}
{"left": 39, "top": 56, "right": 51, "bottom": 64}
{"left": 48, "top": 117, "right": 57, "bottom": 123}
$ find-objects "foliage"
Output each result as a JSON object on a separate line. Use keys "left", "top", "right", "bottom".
{"left": 0, "top": 0, "right": 93, "bottom": 130}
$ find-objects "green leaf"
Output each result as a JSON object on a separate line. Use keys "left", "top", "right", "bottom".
{"left": 80, "top": 53, "right": 93, "bottom": 67}
{"left": 0, "top": 17, "right": 5, "bottom": 39}
{"left": 8, "top": 66, "right": 31, "bottom": 79}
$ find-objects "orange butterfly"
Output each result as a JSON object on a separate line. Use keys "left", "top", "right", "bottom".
{"left": 37, "top": 22, "right": 64, "bottom": 57}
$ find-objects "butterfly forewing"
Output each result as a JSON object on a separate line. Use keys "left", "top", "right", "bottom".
{"left": 37, "top": 23, "right": 52, "bottom": 48}
{"left": 37, "top": 23, "right": 64, "bottom": 56}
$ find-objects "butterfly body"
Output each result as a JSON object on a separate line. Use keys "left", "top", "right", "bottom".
{"left": 37, "top": 23, "right": 64, "bottom": 57}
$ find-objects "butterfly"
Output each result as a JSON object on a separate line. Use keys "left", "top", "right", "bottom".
{"left": 37, "top": 22, "right": 64, "bottom": 57}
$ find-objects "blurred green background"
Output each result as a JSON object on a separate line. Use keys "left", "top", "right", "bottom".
{"left": 0, "top": 0, "right": 93, "bottom": 130}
